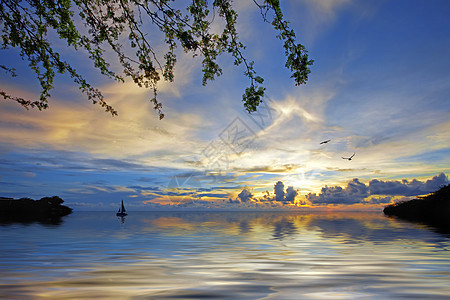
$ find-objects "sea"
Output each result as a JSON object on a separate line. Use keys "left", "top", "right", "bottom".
{"left": 1, "top": 211, "right": 450, "bottom": 299}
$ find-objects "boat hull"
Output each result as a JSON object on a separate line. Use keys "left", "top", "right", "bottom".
{"left": 116, "top": 212, "right": 127, "bottom": 217}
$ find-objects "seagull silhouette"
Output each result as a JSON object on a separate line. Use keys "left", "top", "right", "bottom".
{"left": 320, "top": 139, "right": 331, "bottom": 144}
{"left": 342, "top": 153, "right": 355, "bottom": 160}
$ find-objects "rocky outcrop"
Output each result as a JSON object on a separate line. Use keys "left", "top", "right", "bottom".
{"left": 0, "top": 196, "right": 72, "bottom": 224}
{"left": 383, "top": 185, "right": 450, "bottom": 233}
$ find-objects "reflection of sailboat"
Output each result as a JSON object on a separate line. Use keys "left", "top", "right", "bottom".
{"left": 116, "top": 200, "right": 127, "bottom": 217}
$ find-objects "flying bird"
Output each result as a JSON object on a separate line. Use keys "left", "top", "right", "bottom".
{"left": 320, "top": 139, "right": 331, "bottom": 144}
{"left": 342, "top": 153, "right": 355, "bottom": 160}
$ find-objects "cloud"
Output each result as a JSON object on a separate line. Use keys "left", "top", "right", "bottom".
{"left": 234, "top": 181, "right": 299, "bottom": 205}
{"left": 137, "top": 177, "right": 159, "bottom": 183}
{"left": 307, "top": 185, "right": 353, "bottom": 205}
{"left": 303, "top": 0, "right": 352, "bottom": 17}
{"left": 285, "top": 186, "right": 298, "bottom": 203}
{"left": 0, "top": 84, "right": 206, "bottom": 170}
{"left": 242, "top": 164, "right": 299, "bottom": 174}
{"left": 365, "top": 196, "right": 394, "bottom": 205}
{"left": 260, "top": 190, "right": 274, "bottom": 202}
{"left": 90, "top": 158, "right": 153, "bottom": 171}
{"left": 307, "top": 173, "right": 448, "bottom": 205}
{"left": 238, "top": 188, "right": 253, "bottom": 202}
{"left": 274, "top": 181, "right": 285, "bottom": 202}
{"left": 368, "top": 172, "right": 448, "bottom": 196}
{"left": 24, "top": 172, "right": 36, "bottom": 178}
{"left": 306, "top": 178, "right": 369, "bottom": 205}
{"left": 288, "top": 0, "right": 353, "bottom": 44}
{"left": 347, "top": 178, "right": 369, "bottom": 198}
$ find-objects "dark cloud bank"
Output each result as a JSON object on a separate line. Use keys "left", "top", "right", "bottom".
{"left": 235, "top": 173, "right": 448, "bottom": 206}
{"left": 306, "top": 173, "right": 448, "bottom": 205}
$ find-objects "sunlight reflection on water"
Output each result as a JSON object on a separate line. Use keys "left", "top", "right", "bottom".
{"left": 1, "top": 211, "right": 450, "bottom": 299}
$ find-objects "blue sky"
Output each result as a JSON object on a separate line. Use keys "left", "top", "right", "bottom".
{"left": 0, "top": 0, "right": 449, "bottom": 210}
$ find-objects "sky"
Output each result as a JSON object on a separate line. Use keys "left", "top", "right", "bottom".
{"left": 0, "top": 0, "right": 449, "bottom": 211}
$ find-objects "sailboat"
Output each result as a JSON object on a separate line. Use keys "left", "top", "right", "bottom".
{"left": 116, "top": 200, "right": 128, "bottom": 217}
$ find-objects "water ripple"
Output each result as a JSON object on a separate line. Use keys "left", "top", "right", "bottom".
{"left": 1, "top": 211, "right": 450, "bottom": 299}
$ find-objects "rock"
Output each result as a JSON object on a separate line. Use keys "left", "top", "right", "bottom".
{"left": 0, "top": 196, "right": 72, "bottom": 224}
{"left": 383, "top": 185, "right": 450, "bottom": 233}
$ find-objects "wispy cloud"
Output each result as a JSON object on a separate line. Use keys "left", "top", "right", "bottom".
{"left": 287, "top": 0, "right": 354, "bottom": 44}
{"left": 0, "top": 84, "right": 207, "bottom": 170}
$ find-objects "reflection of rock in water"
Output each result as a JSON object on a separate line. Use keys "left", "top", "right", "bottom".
{"left": 272, "top": 218, "right": 297, "bottom": 240}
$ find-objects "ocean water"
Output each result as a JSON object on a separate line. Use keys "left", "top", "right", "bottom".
{"left": 1, "top": 211, "right": 450, "bottom": 299}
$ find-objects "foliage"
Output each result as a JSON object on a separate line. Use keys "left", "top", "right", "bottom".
{"left": 0, "top": 0, "right": 313, "bottom": 118}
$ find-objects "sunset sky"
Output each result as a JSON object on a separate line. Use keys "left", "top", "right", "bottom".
{"left": 0, "top": 0, "right": 449, "bottom": 210}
